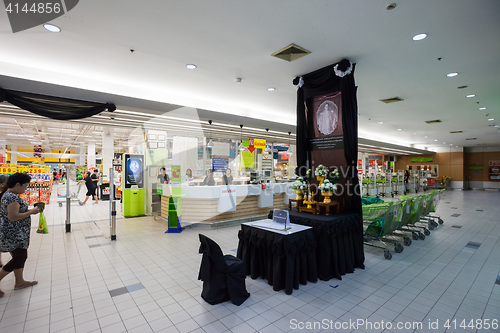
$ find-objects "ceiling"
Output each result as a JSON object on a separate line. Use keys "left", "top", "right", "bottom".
{"left": 1, "top": 0, "right": 500, "bottom": 153}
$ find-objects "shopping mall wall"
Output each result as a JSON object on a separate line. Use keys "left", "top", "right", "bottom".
{"left": 464, "top": 146, "right": 500, "bottom": 189}
{"left": 395, "top": 152, "right": 464, "bottom": 181}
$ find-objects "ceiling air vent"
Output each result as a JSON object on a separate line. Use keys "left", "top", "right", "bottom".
{"left": 271, "top": 43, "right": 311, "bottom": 62}
{"left": 379, "top": 96, "right": 404, "bottom": 103}
{"left": 465, "top": 138, "right": 477, "bottom": 140}
{"left": 449, "top": 130, "right": 463, "bottom": 133}
{"left": 425, "top": 119, "right": 442, "bottom": 124}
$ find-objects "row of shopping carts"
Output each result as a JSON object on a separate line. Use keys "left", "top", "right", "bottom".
{"left": 362, "top": 189, "right": 445, "bottom": 260}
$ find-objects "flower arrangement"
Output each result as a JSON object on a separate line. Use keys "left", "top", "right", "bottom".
{"left": 319, "top": 179, "right": 337, "bottom": 192}
{"left": 292, "top": 177, "right": 307, "bottom": 190}
{"left": 440, "top": 176, "right": 451, "bottom": 186}
{"left": 314, "top": 164, "right": 329, "bottom": 177}
{"left": 329, "top": 168, "right": 340, "bottom": 183}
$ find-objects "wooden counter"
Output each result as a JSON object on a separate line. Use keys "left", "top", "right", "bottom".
{"left": 159, "top": 183, "right": 294, "bottom": 224}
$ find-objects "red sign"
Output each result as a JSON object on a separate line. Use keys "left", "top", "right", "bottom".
{"left": 358, "top": 159, "right": 362, "bottom": 167}
{"left": 427, "top": 178, "right": 436, "bottom": 186}
{"left": 383, "top": 161, "right": 387, "bottom": 167}
{"left": 248, "top": 138, "right": 255, "bottom": 153}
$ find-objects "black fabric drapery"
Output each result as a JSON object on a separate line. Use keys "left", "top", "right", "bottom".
{"left": 269, "top": 210, "right": 365, "bottom": 281}
{"left": 293, "top": 58, "right": 361, "bottom": 215}
{"left": 0, "top": 88, "right": 116, "bottom": 120}
{"left": 237, "top": 224, "right": 317, "bottom": 294}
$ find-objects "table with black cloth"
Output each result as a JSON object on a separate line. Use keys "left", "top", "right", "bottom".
{"left": 237, "top": 222, "right": 317, "bottom": 295}
{"left": 268, "top": 210, "right": 365, "bottom": 281}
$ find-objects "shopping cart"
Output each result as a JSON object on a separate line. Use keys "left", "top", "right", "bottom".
{"left": 362, "top": 202, "right": 404, "bottom": 260}
{"left": 57, "top": 183, "right": 83, "bottom": 207}
{"left": 399, "top": 195, "right": 427, "bottom": 240}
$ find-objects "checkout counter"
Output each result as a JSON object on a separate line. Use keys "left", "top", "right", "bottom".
{"left": 157, "top": 182, "right": 295, "bottom": 224}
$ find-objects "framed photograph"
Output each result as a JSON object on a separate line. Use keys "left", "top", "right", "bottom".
{"left": 158, "top": 142, "right": 166, "bottom": 148}
{"left": 158, "top": 134, "right": 166, "bottom": 141}
{"left": 148, "top": 134, "right": 157, "bottom": 141}
{"left": 149, "top": 167, "right": 158, "bottom": 177}
{"left": 149, "top": 142, "right": 158, "bottom": 149}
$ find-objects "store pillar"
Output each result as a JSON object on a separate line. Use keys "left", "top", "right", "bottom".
{"left": 87, "top": 143, "right": 96, "bottom": 171}
{"left": 10, "top": 144, "right": 17, "bottom": 163}
{"left": 102, "top": 128, "right": 114, "bottom": 180}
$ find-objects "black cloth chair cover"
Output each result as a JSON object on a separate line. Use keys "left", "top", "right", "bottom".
{"left": 198, "top": 234, "right": 250, "bottom": 306}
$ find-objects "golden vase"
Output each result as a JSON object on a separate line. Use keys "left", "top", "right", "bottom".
{"left": 321, "top": 191, "right": 333, "bottom": 204}
{"left": 294, "top": 189, "right": 304, "bottom": 200}
{"left": 316, "top": 176, "right": 325, "bottom": 185}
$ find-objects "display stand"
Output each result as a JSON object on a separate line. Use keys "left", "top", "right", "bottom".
{"left": 288, "top": 198, "right": 303, "bottom": 211}
{"left": 166, "top": 195, "right": 184, "bottom": 233}
{"left": 316, "top": 200, "right": 341, "bottom": 216}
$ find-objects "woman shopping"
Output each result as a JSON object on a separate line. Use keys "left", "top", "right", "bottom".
{"left": 0, "top": 173, "right": 42, "bottom": 297}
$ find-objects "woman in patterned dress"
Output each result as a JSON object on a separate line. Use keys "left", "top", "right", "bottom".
{"left": 0, "top": 173, "right": 42, "bottom": 297}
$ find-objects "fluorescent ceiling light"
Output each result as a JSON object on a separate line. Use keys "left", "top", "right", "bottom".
{"left": 377, "top": 121, "right": 383, "bottom": 125}
{"left": 466, "top": 94, "right": 475, "bottom": 98}
{"left": 412, "top": 33, "right": 427, "bottom": 41}
{"left": 488, "top": 118, "right": 494, "bottom": 121}
{"left": 0, "top": 123, "right": 19, "bottom": 127}
{"left": 43, "top": 24, "right": 61, "bottom": 32}
{"left": 446, "top": 72, "right": 458, "bottom": 77}
{"left": 479, "top": 107, "right": 486, "bottom": 110}
{"left": 397, "top": 128, "right": 402, "bottom": 131}
{"left": 186, "top": 64, "right": 197, "bottom": 70}
{"left": 267, "top": 87, "right": 276, "bottom": 92}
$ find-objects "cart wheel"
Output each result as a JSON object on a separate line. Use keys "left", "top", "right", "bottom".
{"left": 58, "top": 202, "right": 62, "bottom": 207}
{"left": 438, "top": 218, "right": 444, "bottom": 224}
{"left": 404, "top": 237, "right": 412, "bottom": 246}
{"left": 412, "top": 232, "right": 419, "bottom": 240}
{"left": 419, "top": 232, "right": 426, "bottom": 240}
{"left": 394, "top": 243, "right": 404, "bottom": 253}
{"left": 431, "top": 221, "right": 438, "bottom": 228}
{"left": 384, "top": 250, "right": 392, "bottom": 260}
{"left": 424, "top": 229, "right": 431, "bottom": 236}
{"left": 428, "top": 224, "right": 435, "bottom": 231}
{"left": 391, "top": 193, "right": 394, "bottom": 198}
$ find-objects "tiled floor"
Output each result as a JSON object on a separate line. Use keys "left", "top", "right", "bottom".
{"left": 0, "top": 189, "right": 499, "bottom": 332}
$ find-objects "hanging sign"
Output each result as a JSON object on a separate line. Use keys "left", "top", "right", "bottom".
{"left": 248, "top": 138, "right": 255, "bottom": 153}
{"left": 254, "top": 139, "right": 266, "bottom": 149}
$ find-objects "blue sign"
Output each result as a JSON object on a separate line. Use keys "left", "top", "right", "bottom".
{"left": 212, "top": 158, "right": 228, "bottom": 172}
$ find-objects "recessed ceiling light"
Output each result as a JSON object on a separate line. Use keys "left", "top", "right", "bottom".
{"left": 434, "top": 139, "right": 438, "bottom": 141}
{"left": 43, "top": 24, "right": 61, "bottom": 32}
{"left": 378, "top": 121, "right": 384, "bottom": 125}
{"left": 449, "top": 144, "right": 453, "bottom": 146}
{"left": 186, "top": 64, "right": 197, "bottom": 70}
{"left": 397, "top": 128, "right": 402, "bottom": 131}
{"left": 412, "top": 33, "right": 427, "bottom": 41}
{"left": 446, "top": 72, "right": 458, "bottom": 77}
{"left": 466, "top": 94, "right": 475, "bottom": 98}
{"left": 479, "top": 107, "right": 486, "bottom": 110}
{"left": 488, "top": 118, "right": 495, "bottom": 121}
{"left": 267, "top": 87, "right": 276, "bottom": 92}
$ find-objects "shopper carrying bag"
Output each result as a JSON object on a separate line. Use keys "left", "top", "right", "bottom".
{"left": 0, "top": 173, "right": 42, "bottom": 297}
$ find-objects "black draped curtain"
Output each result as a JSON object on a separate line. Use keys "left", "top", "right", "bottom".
{"left": 293, "top": 59, "right": 361, "bottom": 214}
{"left": 0, "top": 88, "right": 116, "bottom": 120}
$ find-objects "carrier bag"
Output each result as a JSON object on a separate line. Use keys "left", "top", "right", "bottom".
{"left": 37, "top": 212, "right": 49, "bottom": 234}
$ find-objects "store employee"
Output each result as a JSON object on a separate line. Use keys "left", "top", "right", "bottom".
{"left": 157, "top": 167, "right": 170, "bottom": 184}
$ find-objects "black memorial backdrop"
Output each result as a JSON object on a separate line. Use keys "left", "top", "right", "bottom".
{"left": 0, "top": 88, "right": 116, "bottom": 120}
{"left": 293, "top": 59, "right": 361, "bottom": 214}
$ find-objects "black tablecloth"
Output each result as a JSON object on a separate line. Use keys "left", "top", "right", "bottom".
{"left": 269, "top": 211, "right": 365, "bottom": 281}
{"left": 237, "top": 224, "right": 317, "bottom": 294}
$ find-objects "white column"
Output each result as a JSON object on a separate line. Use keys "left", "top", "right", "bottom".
{"left": 76, "top": 144, "right": 86, "bottom": 166}
{"left": 10, "top": 144, "right": 17, "bottom": 164}
{"left": 87, "top": 143, "right": 96, "bottom": 171}
{"left": 0, "top": 144, "right": 5, "bottom": 163}
{"left": 102, "top": 128, "right": 114, "bottom": 180}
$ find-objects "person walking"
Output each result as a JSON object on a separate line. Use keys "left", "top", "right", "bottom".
{"left": 91, "top": 170, "right": 100, "bottom": 202}
{"left": 79, "top": 171, "right": 98, "bottom": 205}
{"left": 0, "top": 173, "right": 42, "bottom": 297}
